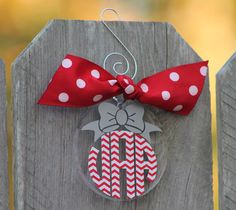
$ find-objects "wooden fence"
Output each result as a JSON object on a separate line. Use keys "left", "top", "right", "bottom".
{"left": 217, "top": 52, "right": 236, "bottom": 210}
{"left": 11, "top": 20, "right": 212, "bottom": 210}
{"left": 0, "top": 20, "right": 235, "bottom": 210}
{"left": 0, "top": 60, "right": 9, "bottom": 210}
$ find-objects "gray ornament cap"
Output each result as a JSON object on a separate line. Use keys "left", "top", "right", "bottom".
{"left": 82, "top": 102, "right": 161, "bottom": 141}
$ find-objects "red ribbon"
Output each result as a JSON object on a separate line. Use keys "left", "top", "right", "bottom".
{"left": 38, "top": 54, "right": 208, "bottom": 115}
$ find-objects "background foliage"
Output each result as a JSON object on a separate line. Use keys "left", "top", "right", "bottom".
{"left": 0, "top": 0, "right": 236, "bottom": 210}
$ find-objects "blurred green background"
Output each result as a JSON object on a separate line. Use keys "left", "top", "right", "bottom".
{"left": 0, "top": 0, "right": 236, "bottom": 209}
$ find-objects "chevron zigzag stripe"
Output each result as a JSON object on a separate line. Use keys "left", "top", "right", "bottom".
{"left": 136, "top": 135, "right": 158, "bottom": 182}
{"left": 88, "top": 147, "right": 110, "bottom": 196}
{"left": 88, "top": 147, "right": 111, "bottom": 196}
{"left": 101, "top": 133, "right": 111, "bottom": 195}
{"left": 111, "top": 131, "right": 121, "bottom": 199}
{"left": 124, "top": 131, "right": 135, "bottom": 199}
{"left": 135, "top": 134, "right": 145, "bottom": 196}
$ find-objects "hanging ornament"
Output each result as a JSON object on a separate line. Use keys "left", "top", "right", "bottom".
{"left": 38, "top": 8, "right": 208, "bottom": 201}
{"left": 83, "top": 102, "right": 161, "bottom": 199}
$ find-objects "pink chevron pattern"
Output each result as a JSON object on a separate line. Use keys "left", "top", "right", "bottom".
{"left": 135, "top": 134, "right": 145, "bottom": 196}
{"left": 88, "top": 147, "right": 110, "bottom": 196}
{"left": 111, "top": 131, "right": 136, "bottom": 199}
{"left": 88, "top": 131, "right": 158, "bottom": 200}
{"left": 121, "top": 131, "right": 135, "bottom": 199}
{"left": 110, "top": 131, "right": 121, "bottom": 199}
{"left": 101, "top": 133, "right": 111, "bottom": 195}
{"left": 135, "top": 134, "right": 158, "bottom": 184}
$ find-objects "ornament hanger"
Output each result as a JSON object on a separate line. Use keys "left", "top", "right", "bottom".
{"left": 100, "top": 8, "right": 138, "bottom": 80}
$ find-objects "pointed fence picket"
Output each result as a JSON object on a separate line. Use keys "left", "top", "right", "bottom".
{"left": 217, "top": 52, "right": 236, "bottom": 210}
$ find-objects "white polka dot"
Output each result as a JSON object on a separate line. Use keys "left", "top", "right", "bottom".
{"left": 200, "top": 66, "right": 208, "bottom": 76}
{"left": 140, "top": 83, "right": 149, "bottom": 93}
{"left": 169, "top": 72, "right": 180, "bottom": 82}
{"left": 58, "top": 92, "right": 69, "bottom": 102}
{"left": 108, "top": 80, "right": 117, "bottom": 86}
{"left": 62, "top": 59, "right": 72, "bottom": 68}
{"left": 189, "top": 85, "right": 198, "bottom": 96}
{"left": 161, "top": 91, "right": 171, "bottom": 100}
{"left": 91, "top": 70, "right": 100, "bottom": 79}
{"left": 76, "top": 79, "right": 86, "bottom": 88}
{"left": 173, "top": 105, "right": 183, "bottom": 112}
{"left": 124, "top": 79, "right": 129, "bottom": 84}
{"left": 93, "top": 94, "right": 103, "bottom": 102}
{"left": 125, "top": 85, "right": 135, "bottom": 94}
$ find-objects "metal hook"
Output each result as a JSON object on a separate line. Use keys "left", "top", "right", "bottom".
{"left": 100, "top": 8, "right": 138, "bottom": 80}
{"left": 112, "top": 96, "right": 125, "bottom": 109}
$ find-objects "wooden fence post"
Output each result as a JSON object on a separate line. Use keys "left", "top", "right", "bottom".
{"left": 12, "top": 21, "right": 212, "bottom": 210}
{"left": 0, "top": 60, "right": 9, "bottom": 210}
{"left": 217, "top": 52, "right": 236, "bottom": 210}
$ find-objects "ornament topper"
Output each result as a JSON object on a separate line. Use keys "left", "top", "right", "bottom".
{"left": 82, "top": 102, "right": 161, "bottom": 141}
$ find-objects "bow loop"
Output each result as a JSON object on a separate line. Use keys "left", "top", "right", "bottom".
{"left": 98, "top": 102, "right": 144, "bottom": 133}
{"left": 98, "top": 102, "right": 120, "bottom": 133}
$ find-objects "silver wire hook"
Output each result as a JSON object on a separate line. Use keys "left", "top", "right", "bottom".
{"left": 100, "top": 8, "right": 138, "bottom": 80}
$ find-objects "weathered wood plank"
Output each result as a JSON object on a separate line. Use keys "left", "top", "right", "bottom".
{"left": 217, "top": 52, "right": 236, "bottom": 210}
{"left": 0, "top": 60, "right": 9, "bottom": 210}
{"left": 12, "top": 20, "right": 212, "bottom": 210}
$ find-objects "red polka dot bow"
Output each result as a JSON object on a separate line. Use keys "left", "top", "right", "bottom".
{"left": 38, "top": 54, "right": 208, "bottom": 115}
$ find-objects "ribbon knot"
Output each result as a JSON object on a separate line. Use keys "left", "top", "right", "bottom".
{"left": 116, "top": 75, "right": 141, "bottom": 100}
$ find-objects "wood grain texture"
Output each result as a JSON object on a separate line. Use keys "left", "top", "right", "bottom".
{"left": 217, "top": 52, "right": 236, "bottom": 210}
{"left": 12, "top": 21, "right": 212, "bottom": 210}
{"left": 0, "top": 60, "right": 9, "bottom": 210}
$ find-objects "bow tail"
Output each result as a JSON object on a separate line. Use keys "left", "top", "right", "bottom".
{"left": 137, "top": 61, "right": 208, "bottom": 115}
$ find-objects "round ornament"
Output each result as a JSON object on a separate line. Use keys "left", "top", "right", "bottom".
{"left": 74, "top": 101, "right": 167, "bottom": 200}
